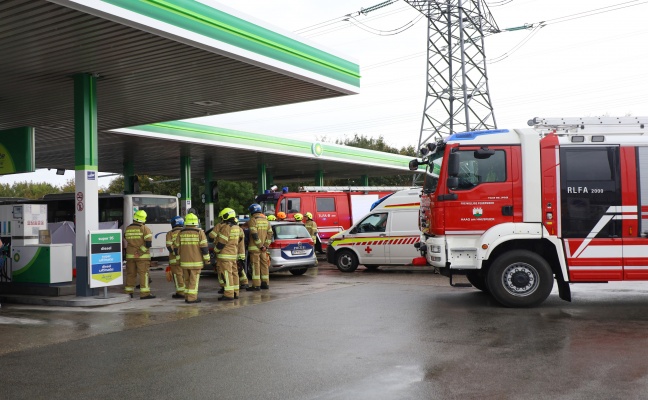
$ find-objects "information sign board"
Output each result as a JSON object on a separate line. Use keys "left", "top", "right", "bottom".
{"left": 88, "top": 230, "right": 123, "bottom": 288}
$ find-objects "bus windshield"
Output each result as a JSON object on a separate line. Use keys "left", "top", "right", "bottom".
{"left": 133, "top": 196, "right": 177, "bottom": 224}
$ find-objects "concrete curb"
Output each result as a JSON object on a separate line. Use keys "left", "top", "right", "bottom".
{"left": 0, "top": 293, "right": 131, "bottom": 307}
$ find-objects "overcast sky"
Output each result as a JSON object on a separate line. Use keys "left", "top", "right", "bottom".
{"left": 3, "top": 0, "right": 648, "bottom": 188}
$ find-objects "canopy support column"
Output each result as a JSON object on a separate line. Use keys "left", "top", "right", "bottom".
{"left": 204, "top": 162, "right": 215, "bottom": 230}
{"left": 73, "top": 73, "right": 99, "bottom": 297}
{"left": 180, "top": 156, "right": 191, "bottom": 216}
{"left": 257, "top": 163, "right": 267, "bottom": 195}
{"left": 123, "top": 160, "right": 135, "bottom": 194}
{"left": 361, "top": 175, "right": 369, "bottom": 186}
{"left": 315, "top": 170, "right": 324, "bottom": 186}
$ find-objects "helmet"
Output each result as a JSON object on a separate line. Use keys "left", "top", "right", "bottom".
{"left": 305, "top": 212, "right": 313, "bottom": 220}
{"left": 171, "top": 216, "right": 184, "bottom": 228}
{"left": 277, "top": 212, "right": 286, "bottom": 220}
{"left": 267, "top": 215, "right": 277, "bottom": 221}
{"left": 133, "top": 210, "right": 147, "bottom": 223}
{"left": 249, "top": 203, "right": 262, "bottom": 214}
{"left": 294, "top": 213, "right": 303, "bottom": 221}
{"left": 219, "top": 207, "right": 236, "bottom": 221}
{"left": 184, "top": 213, "right": 199, "bottom": 226}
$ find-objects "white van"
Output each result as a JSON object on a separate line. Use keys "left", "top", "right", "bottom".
{"left": 325, "top": 189, "right": 421, "bottom": 272}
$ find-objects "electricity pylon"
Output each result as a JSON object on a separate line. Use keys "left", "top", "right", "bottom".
{"left": 404, "top": 0, "right": 500, "bottom": 148}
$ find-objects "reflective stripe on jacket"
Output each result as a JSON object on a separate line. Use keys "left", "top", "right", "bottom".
{"left": 125, "top": 222, "right": 152, "bottom": 259}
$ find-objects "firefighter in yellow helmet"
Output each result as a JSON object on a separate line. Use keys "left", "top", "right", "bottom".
{"left": 247, "top": 203, "right": 273, "bottom": 291}
{"left": 166, "top": 216, "right": 186, "bottom": 299}
{"left": 173, "top": 213, "right": 209, "bottom": 303}
{"left": 214, "top": 208, "right": 243, "bottom": 300}
{"left": 208, "top": 218, "right": 226, "bottom": 294}
{"left": 303, "top": 212, "right": 319, "bottom": 265}
{"left": 124, "top": 210, "right": 155, "bottom": 299}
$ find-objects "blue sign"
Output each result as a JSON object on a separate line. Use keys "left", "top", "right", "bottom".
{"left": 87, "top": 171, "right": 96, "bottom": 180}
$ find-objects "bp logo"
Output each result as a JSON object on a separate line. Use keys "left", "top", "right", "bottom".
{"left": 311, "top": 142, "right": 323, "bottom": 157}
{"left": 473, "top": 207, "right": 483, "bottom": 218}
{"left": 13, "top": 253, "right": 20, "bottom": 262}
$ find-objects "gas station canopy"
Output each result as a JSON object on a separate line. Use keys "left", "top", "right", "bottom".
{"left": 1, "top": 0, "right": 414, "bottom": 180}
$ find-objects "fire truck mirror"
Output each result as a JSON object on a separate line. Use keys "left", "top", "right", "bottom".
{"left": 408, "top": 159, "right": 420, "bottom": 171}
{"left": 447, "top": 176, "right": 459, "bottom": 190}
{"left": 475, "top": 147, "right": 495, "bottom": 159}
{"left": 447, "top": 153, "right": 459, "bottom": 176}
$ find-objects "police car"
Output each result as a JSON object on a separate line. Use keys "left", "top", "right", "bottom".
{"left": 268, "top": 221, "right": 317, "bottom": 275}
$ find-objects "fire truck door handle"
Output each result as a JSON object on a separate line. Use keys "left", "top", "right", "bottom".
{"left": 502, "top": 205, "right": 513, "bottom": 216}
{"left": 379, "top": 234, "right": 386, "bottom": 237}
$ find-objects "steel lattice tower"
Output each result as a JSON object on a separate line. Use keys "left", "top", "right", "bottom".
{"left": 404, "top": 0, "right": 500, "bottom": 148}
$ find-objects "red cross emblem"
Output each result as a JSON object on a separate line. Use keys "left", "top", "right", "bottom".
{"left": 364, "top": 246, "right": 372, "bottom": 254}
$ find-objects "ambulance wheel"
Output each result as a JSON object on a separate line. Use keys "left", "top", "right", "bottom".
{"left": 486, "top": 250, "right": 554, "bottom": 308}
{"left": 365, "top": 265, "right": 380, "bottom": 271}
{"left": 336, "top": 250, "right": 358, "bottom": 273}
{"left": 289, "top": 268, "right": 308, "bottom": 275}
{"left": 466, "top": 270, "right": 488, "bottom": 292}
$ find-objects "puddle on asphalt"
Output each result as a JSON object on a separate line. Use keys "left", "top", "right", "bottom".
{"left": 0, "top": 316, "right": 46, "bottom": 325}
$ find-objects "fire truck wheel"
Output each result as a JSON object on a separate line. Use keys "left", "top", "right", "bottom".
{"left": 466, "top": 271, "right": 488, "bottom": 292}
{"left": 336, "top": 250, "right": 359, "bottom": 273}
{"left": 289, "top": 268, "right": 308, "bottom": 275}
{"left": 487, "top": 250, "right": 554, "bottom": 308}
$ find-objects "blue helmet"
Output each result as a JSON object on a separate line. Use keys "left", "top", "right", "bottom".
{"left": 171, "top": 216, "right": 184, "bottom": 228}
{"left": 249, "top": 203, "right": 262, "bottom": 214}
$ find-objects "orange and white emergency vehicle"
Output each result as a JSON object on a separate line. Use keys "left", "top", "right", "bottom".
{"left": 411, "top": 116, "right": 648, "bottom": 307}
{"left": 256, "top": 186, "right": 411, "bottom": 251}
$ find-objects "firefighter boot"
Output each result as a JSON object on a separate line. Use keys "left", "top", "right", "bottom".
{"left": 261, "top": 282, "right": 269, "bottom": 290}
{"left": 246, "top": 286, "right": 261, "bottom": 292}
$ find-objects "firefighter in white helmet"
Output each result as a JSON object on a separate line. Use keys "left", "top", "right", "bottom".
{"left": 174, "top": 213, "right": 209, "bottom": 304}
{"left": 124, "top": 210, "right": 155, "bottom": 299}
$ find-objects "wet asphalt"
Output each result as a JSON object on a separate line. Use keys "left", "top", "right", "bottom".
{"left": 2, "top": 261, "right": 648, "bottom": 399}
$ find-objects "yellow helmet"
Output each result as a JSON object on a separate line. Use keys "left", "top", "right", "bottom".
{"left": 294, "top": 213, "right": 303, "bottom": 221}
{"left": 305, "top": 212, "right": 313, "bottom": 220}
{"left": 184, "top": 213, "right": 199, "bottom": 226}
{"left": 267, "top": 215, "right": 277, "bottom": 221}
{"left": 133, "top": 210, "right": 147, "bottom": 223}
{"left": 219, "top": 207, "right": 236, "bottom": 221}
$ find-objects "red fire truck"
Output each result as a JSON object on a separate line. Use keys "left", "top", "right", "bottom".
{"left": 411, "top": 117, "right": 648, "bottom": 307}
{"left": 256, "top": 186, "right": 412, "bottom": 252}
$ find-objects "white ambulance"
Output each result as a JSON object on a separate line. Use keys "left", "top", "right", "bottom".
{"left": 326, "top": 189, "right": 422, "bottom": 272}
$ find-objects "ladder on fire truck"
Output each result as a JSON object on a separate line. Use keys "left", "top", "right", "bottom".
{"left": 529, "top": 116, "right": 648, "bottom": 135}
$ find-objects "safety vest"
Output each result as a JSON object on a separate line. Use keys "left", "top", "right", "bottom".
{"left": 124, "top": 222, "right": 152, "bottom": 259}
{"left": 174, "top": 227, "right": 209, "bottom": 268}
{"left": 165, "top": 226, "right": 183, "bottom": 264}
{"left": 215, "top": 223, "right": 242, "bottom": 261}
{"left": 305, "top": 220, "right": 318, "bottom": 241}
{"left": 248, "top": 213, "right": 272, "bottom": 252}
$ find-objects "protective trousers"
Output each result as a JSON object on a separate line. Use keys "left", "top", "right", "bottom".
{"left": 169, "top": 257, "right": 185, "bottom": 295}
{"left": 125, "top": 259, "right": 151, "bottom": 298}
{"left": 220, "top": 260, "right": 236, "bottom": 299}
{"left": 183, "top": 268, "right": 201, "bottom": 302}
{"left": 249, "top": 251, "right": 270, "bottom": 288}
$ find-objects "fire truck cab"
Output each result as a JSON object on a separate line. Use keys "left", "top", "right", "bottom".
{"left": 412, "top": 116, "right": 648, "bottom": 307}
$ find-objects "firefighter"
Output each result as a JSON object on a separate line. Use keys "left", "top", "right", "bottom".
{"left": 246, "top": 203, "right": 273, "bottom": 291}
{"left": 174, "top": 213, "right": 209, "bottom": 304}
{"left": 208, "top": 220, "right": 226, "bottom": 294}
{"left": 276, "top": 212, "right": 286, "bottom": 221}
{"left": 235, "top": 217, "right": 249, "bottom": 290}
{"left": 166, "top": 216, "right": 186, "bottom": 299}
{"left": 214, "top": 208, "right": 243, "bottom": 301}
{"left": 267, "top": 215, "right": 277, "bottom": 221}
{"left": 124, "top": 210, "right": 155, "bottom": 299}
{"left": 297, "top": 212, "right": 319, "bottom": 264}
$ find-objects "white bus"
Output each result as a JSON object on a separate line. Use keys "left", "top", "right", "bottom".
{"left": 28, "top": 193, "right": 179, "bottom": 258}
